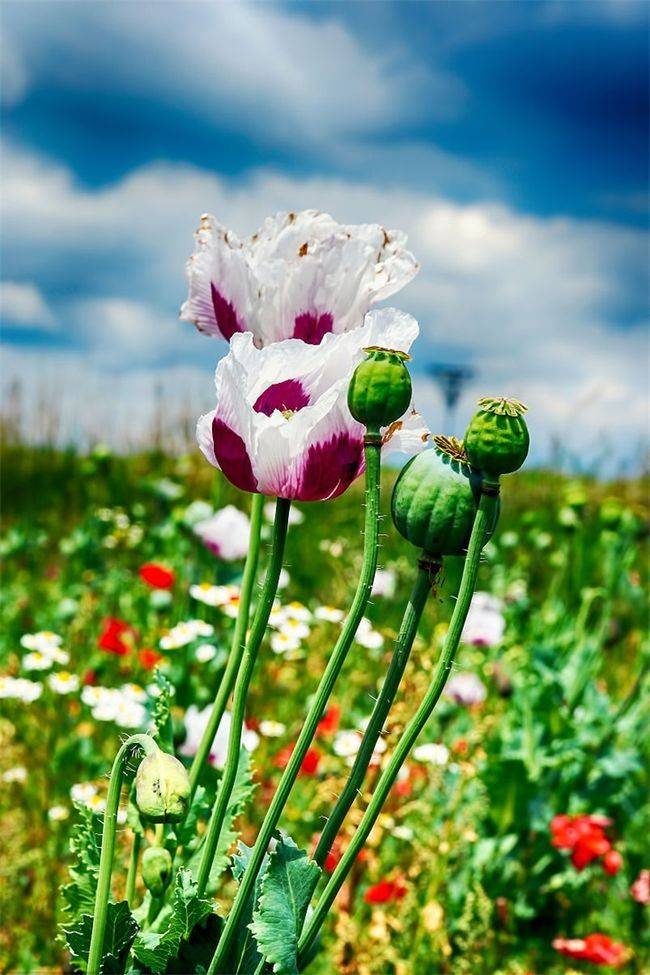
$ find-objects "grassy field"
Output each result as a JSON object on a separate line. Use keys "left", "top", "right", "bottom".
{"left": 1, "top": 442, "right": 648, "bottom": 974}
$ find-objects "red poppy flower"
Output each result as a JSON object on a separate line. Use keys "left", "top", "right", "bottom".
{"left": 602, "top": 849, "right": 623, "bottom": 876}
{"left": 273, "top": 743, "right": 321, "bottom": 775}
{"left": 98, "top": 617, "right": 137, "bottom": 656}
{"left": 364, "top": 877, "right": 408, "bottom": 905}
{"left": 551, "top": 814, "right": 613, "bottom": 870}
{"left": 139, "top": 648, "right": 163, "bottom": 671}
{"left": 82, "top": 669, "right": 97, "bottom": 686}
{"left": 553, "top": 933, "right": 627, "bottom": 967}
{"left": 317, "top": 704, "right": 340, "bottom": 737}
{"left": 139, "top": 563, "right": 176, "bottom": 589}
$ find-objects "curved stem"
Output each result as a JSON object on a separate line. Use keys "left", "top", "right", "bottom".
{"left": 87, "top": 734, "right": 158, "bottom": 975}
{"left": 189, "top": 492, "right": 265, "bottom": 797}
{"left": 125, "top": 831, "right": 141, "bottom": 907}
{"left": 196, "top": 497, "right": 291, "bottom": 897}
{"left": 297, "top": 488, "right": 498, "bottom": 967}
{"left": 209, "top": 441, "right": 382, "bottom": 975}
{"left": 312, "top": 559, "right": 439, "bottom": 872}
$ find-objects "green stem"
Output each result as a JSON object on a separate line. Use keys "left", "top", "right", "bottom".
{"left": 313, "top": 558, "right": 439, "bottom": 871}
{"left": 196, "top": 497, "right": 291, "bottom": 897}
{"left": 209, "top": 440, "right": 382, "bottom": 975}
{"left": 87, "top": 734, "right": 158, "bottom": 975}
{"left": 297, "top": 488, "right": 498, "bottom": 967}
{"left": 125, "top": 831, "right": 141, "bottom": 907}
{"left": 189, "top": 493, "right": 265, "bottom": 797}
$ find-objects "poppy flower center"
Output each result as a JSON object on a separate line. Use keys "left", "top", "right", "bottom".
{"left": 293, "top": 311, "right": 334, "bottom": 344}
{"left": 253, "top": 379, "right": 310, "bottom": 417}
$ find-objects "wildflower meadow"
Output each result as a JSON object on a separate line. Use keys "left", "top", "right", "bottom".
{"left": 1, "top": 207, "right": 648, "bottom": 975}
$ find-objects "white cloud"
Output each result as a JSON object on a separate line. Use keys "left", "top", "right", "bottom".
{"left": 1, "top": 140, "right": 648, "bottom": 470}
{"left": 2, "top": 1, "right": 462, "bottom": 145}
{"left": 0, "top": 281, "right": 54, "bottom": 329}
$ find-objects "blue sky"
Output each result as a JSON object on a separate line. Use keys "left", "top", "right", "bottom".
{"left": 1, "top": 0, "right": 648, "bottom": 469}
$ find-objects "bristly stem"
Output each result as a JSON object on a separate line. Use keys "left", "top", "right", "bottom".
{"left": 312, "top": 556, "right": 440, "bottom": 871}
{"left": 208, "top": 439, "right": 382, "bottom": 974}
{"left": 189, "top": 492, "right": 265, "bottom": 797}
{"left": 196, "top": 497, "right": 291, "bottom": 898}
{"left": 125, "top": 830, "right": 141, "bottom": 907}
{"left": 297, "top": 487, "right": 498, "bottom": 966}
{"left": 87, "top": 734, "right": 158, "bottom": 975}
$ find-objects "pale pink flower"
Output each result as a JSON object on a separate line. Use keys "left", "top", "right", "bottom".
{"left": 179, "top": 706, "right": 259, "bottom": 767}
{"left": 181, "top": 211, "right": 418, "bottom": 346}
{"left": 444, "top": 672, "right": 487, "bottom": 706}
{"left": 372, "top": 568, "right": 397, "bottom": 598}
{"left": 631, "top": 869, "right": 650, "bottom": 905}
{"left": 196, "top": 308, "right": 429, "bottom": 502}
{"left": 194, "top": 505, "right": 251, "bottom": 560}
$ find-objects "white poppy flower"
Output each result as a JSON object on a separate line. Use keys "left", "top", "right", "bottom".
{"left": 196, "top": 308, "right": 429, "bottom": 502}
{"left": 412, "top": 743, "right": 450, "bottom": 765}
{"left": 461, "top": 591, "right": 505, "bottom": 647}
{"left": 194, "top": 505, "right": 251, "bottom": 561}
{"left": 179, "top": 706, "right": 259, "bottom": 767}
{"left": 264, "top": 502, "right": 304, "bottom": 525}
{"left": 181, "top": 210, "right": 418, "bottom": 346}
{"left": 443, "top": 672, "right": 487, "bottom": 707}
{"left": 371, "top": 568, "right": 397, "bottom": 598}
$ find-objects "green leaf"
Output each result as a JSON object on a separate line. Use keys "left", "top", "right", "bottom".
{"left": 151, "top": 670, "right": 175, "bottom": 752}
{"left": 60, "top": 803, "right": 102, "bottom": 919}
{"left": 171, "top": 784, "right": 211, "bottom": 852}
{"left": 131, "top": 868, "right": 212, "bottom": 974}
{"left": 188, "top": 748, "right": 256, "bottom": 893}
{"left": 63, "top": 900, "right": 138, "bottom": 974}
{"left": 250, "top": 833, "right": 321, "bottom": 975}
{"left": 222, "top": 842, "right": 271, "bottom": 975}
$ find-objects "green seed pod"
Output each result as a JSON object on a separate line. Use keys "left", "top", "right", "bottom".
{"left": 135, "top": 750, "right": 191, "bottom": 824}
{"left": 348, "top": 347, "right": 412, "bottom": 434}
{"left": 391, "top": 435, "right": 499, "bottom": 557}
{"left": 464, "top": 398, "right": 529, "bottom": 479}
{"left": 141, "top": 845, "right": 173, "bottom": 896}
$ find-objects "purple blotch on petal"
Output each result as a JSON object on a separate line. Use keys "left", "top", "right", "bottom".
{"left": 293, "top": 311, "right": 334, "bottom": 344}
{"left": 211, "top": 284, "right": 245, "bottom": 340}
{"left": 212, "top": 417, "right": 257, "bottom": 494}
{"left": 294, "top": 431, "right": 364, "bottom": 502}
{"left": 253, "top": 379, "right": 310, "bottom": 416}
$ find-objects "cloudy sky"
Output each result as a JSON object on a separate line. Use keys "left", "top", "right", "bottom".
{"left": 1, "top": 0, "right": 648, "bottom": 471}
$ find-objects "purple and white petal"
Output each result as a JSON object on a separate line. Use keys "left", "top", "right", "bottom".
{"left": 180, "top": 214, "right": 258, "bottom": 340}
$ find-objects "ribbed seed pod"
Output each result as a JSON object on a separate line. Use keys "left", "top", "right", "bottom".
{"left": 348, "top": 347, "right": 412, "bottom": 434}
{"left": 391, "top": 435, "right": 498, "bottom": 556}
{"left": 464, "top": 397, "right": 529, "bottom": 479}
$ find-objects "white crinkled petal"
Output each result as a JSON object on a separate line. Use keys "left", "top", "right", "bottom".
{"left": 196, "top": 410, "right": 218, "bottom": 467}
{"left": 382, "top": 404, "right": 431, "bottom": 457}
{"left": 180, "top": 214, "right": 259, "bottom": 340}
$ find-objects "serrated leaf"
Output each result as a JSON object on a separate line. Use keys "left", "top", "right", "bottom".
{"left": 63, "top": 900, "right": 138, "bottom": 974}
{"left": 61, "top": 803, "right": 102, "bottom": 920}
{"left": 131, "top": 868, "right": 212, "bottom": 974}
{"left": 250, "top": 833, "right": 321, "bottom": 975}
{"left": 171, "top": 784, "right": 211, "bottom": 851}
{"left": 188, "top": 747, "right": 256, "bottom": 893}
{"left": 221, "top": 842, "right": 270, "bottom": 975}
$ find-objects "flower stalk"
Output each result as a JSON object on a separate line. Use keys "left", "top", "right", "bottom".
{"left": 207, "top": 437, "right": 382, "bottom": 973}
{"left": 297, "top": 487, "right": 499, "bottom": 965}
{"left": 196, "top": 497, "right": 291, "bottom": 897}
{"left": 313, "top": 554, "right": 441, "bottom": 870}
{"left": 188, "top": 491, "right": 265, "bottom": 796}
{"left": 87, "top": 733, "right": 159, "bottom": 975}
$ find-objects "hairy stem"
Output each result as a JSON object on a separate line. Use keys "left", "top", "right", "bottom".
{"left": 209, "top": 440, "right": 382, "bottom": 975}
{"left": 312, "top": 558, "right": 439, "bottom": 872}
{"left": 297, "top": 488, "right": 498, "bottom": 966}
{"left": 189, "top": 492, "right": 265, "bottom": 797}
{"left": 196, "top": 497, "right": 291, "bottom": 897}
{"left": 125, "top": 831, "right": 141, "bottom": 908}
{"left": 87, "top": 734, "right": 158, "bottom": 975}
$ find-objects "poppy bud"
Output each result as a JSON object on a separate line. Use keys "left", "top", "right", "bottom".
{"left": 141, "top": 845, "right": 173, "bottom": 896}
{"left": 348, "top": 347, "right": 412, "bottom": 435}
{"left": 391, "top": 435, "right": 499, "bottom": 556}
{"left": 464, "top": 398, "right": 529, "bottom": 480}
{"left": 135, "top": 751, "right": 191, "bottom": 823}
